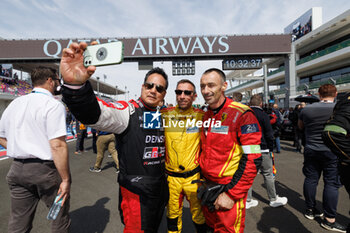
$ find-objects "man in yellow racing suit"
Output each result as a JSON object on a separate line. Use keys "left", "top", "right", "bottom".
{"left": 161, "top": 79, "right": 207, "bottom": 233}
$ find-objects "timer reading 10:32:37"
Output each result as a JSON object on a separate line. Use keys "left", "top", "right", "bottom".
{"left": 222, "top": 57, "right": 263, "bottom": 70}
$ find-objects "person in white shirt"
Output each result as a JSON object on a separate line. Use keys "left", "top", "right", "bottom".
{"left": 0, "top": 67, "right": 71, "bottom": 233}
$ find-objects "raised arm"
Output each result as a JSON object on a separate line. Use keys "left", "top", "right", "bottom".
{"left": 60, "top": 42, "right": 96, "bottom": 85}
{"left": 60, "top": 42, "right": 130, "bottom": 134}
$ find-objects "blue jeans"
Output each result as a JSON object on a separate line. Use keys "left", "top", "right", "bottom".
{"left": 303, "top": 148, "right": 342, "bottom": 218}
{"left": 275, "top": 137, "right": 281, "bottom": 153}
{"left": 75, "top": 129, "right": 87, "bottom": 152}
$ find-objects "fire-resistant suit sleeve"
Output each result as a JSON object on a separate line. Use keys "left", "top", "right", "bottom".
{"left": 225, "top": 110, "right": 262, "bottom": 200}
{"left": 61, "top": 81, "right": 130, "bottom": 134}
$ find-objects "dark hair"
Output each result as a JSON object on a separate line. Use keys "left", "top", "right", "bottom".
{"left": 232, "top": 92, "right": 243, "bottom": 102}
{"left": 177, "top": 79, "right": 196, "bottom": 94}
{"left": 144, "top": 67, "right": 168, "bottom": 90}
{"left": 30, "top": 67, "right": 58, "bottom": 87}
{"left": 249, "top": 94, "right": 262, "bottom": 106}
{"left": 318, "top": 84, "right": 337, "bottom": 98}
{"left": 203, "top": 68, "right": 226, "bottom": 82}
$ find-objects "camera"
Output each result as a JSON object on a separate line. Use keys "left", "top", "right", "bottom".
{"left": 83, "top": 41, "right": 124, "bottom": 67}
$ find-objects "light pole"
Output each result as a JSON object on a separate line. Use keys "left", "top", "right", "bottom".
{"left": 115, "top": 85, "right": 118, "bottom": 100}
{"left": 103, "top": 74, "right": 107, "bottom": 83}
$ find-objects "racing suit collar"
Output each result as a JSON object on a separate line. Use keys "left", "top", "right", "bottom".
{"left": 175, "top": 105, "right": 193, "bottom": 114}
{"left": 139, "top": 98, "right": 158, "bottom": 111}
{"left": 210, "top": 98, "right": 227, "bottom": 115}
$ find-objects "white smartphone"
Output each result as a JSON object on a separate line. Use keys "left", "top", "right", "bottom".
{"left": 83, "top": 41, "right": 124, "bottom": 67}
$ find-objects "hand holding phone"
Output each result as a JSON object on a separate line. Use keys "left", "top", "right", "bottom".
{"left": 83, "top": 41, "right": 124, "bottom": 67}
{"left": 60, "top": 41, "right": 124, "bottom": 85}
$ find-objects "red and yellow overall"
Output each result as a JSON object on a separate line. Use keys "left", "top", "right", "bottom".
{"left": 200, "top": 98, "right": 262, "bottom": 233}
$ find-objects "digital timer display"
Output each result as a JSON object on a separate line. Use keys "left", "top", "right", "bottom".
{"left": 222, "top": 58, "right": 263, "bottom": 70}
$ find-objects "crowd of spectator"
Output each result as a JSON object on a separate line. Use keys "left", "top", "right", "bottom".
{"left": 0, "top": 77, "right": 32, "bottom": 96}
{"left": 0, "top": 65, "right": 348, "bottom": 232}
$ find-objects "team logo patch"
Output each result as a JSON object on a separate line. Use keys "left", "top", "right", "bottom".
{"left": 143, "top": 146, "right": 165, "bottom": 159}
{"left": 241, "top": 123, "right": 259, "bottom": 134}
{"left": 131, "top": 177, "right": 143, "bottom": 182}
{"left": 109, "top": 101, "right": 129, "bottom": 110}
{"left": 114, "top": 102, "right": 126, "bottom": 109}
{"left": 210, "top": 125, "right": 229, "bottom": 134}
{"left": 143, "top": 110, "right": 161, "bottom": 129}
{"left": 186, "top": 126, "right": 199, "bottom": 133}
{"left": 221, "top": 113, "right": 228, "bottom": 122}
{"left": 143, "top": 147, "right": 159, "bottom": 159}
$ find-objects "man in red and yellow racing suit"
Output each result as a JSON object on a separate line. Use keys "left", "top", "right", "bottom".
{"left": 162, "top": 79, "right": 207, "bottom": 233}
{"left": 199, "top": 68, "right": 262, "bottom": 233}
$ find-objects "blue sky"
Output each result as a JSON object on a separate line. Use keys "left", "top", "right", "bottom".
{"left": 1, "top": 0, "right": 350, "bottom": 104}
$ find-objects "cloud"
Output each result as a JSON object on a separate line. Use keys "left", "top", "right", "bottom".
{"left": 3, "top": 0, "right": 350, "bottom": 38}
{"left": 2, "top": 0, "right": 350, "bottom": 105}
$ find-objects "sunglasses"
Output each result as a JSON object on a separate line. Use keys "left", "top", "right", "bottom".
{"left": 175, "top": 90, "right": 193, "bottom": 96}
{"left": 144, "top": 82, "right": 166, "bottom": 93}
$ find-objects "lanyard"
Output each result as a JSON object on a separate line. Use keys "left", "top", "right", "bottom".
{"left": 31, "top": 90, "right": 50, "bottom": 96}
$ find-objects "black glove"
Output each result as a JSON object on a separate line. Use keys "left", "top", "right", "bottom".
{"left": 197, "top": 182, "right": 225, "bottom": 212}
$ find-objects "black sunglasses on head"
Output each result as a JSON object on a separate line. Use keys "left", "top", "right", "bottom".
{"left": 144, "top": 82, "right": 166, "bottom": 93}
{"left": 175, "top": 90, "right": 193, "bottom": 96}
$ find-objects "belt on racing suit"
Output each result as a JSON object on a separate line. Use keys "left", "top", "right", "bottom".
{"left": 166, "top": 166, "right": 201, "bottom": 178}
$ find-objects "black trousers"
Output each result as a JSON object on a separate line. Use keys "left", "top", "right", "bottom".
{"left": 118, "top": 185, "right": 168, "bottom": 233}
{"left": 322, "top": 130, "right": 350, "bottom": 197}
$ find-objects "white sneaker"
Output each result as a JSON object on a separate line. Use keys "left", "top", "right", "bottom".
{"left": 269, "top": 196, "right": 288, "bottom": 207}
{"left": 246, "top": 199, "right": 259, "bottom": 209}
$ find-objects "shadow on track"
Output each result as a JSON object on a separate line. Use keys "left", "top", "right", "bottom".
{"left": 70, "top": 197, "right": 110, "bottom": 233}
{"left": 254, "top": 181, "right": 312, "bottom": 233}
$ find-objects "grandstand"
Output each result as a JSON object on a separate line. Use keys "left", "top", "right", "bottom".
{"left": 0, "top": 76, "right": 98, "bottom": 159}
{"left": 225, "top": 9, "right": 350, "bottom": 107}
{"left": 0, "top": 74, "right": 124, "bottom": 117}
{"left": 0, "top": 78, "right": 32, "bottom": 96}
{"left": 0, "top": 77, "right": 33, "bottom": 116}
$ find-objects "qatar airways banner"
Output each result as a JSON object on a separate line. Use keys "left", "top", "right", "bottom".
{"left": 0, "top": 34, "right": 291, "bottom": 61}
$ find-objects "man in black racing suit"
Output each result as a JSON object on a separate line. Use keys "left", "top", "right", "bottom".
{"left": 60, "top": 42, "right": 169, "bottom": 233}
